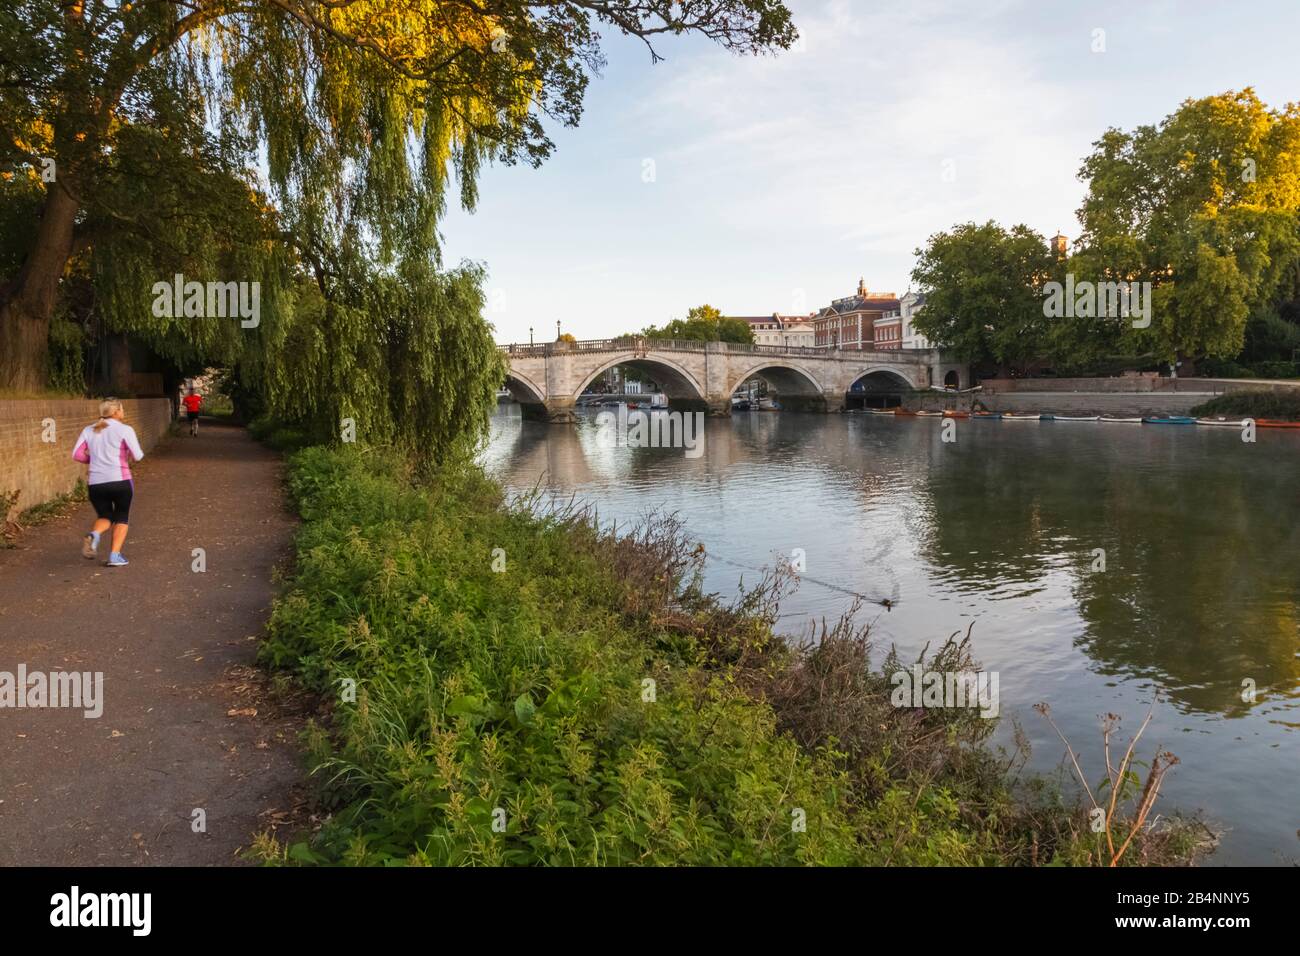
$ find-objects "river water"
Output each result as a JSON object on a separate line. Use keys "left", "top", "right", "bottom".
{"left": 483, "top": 405, "right": 1300, "bottom": 865}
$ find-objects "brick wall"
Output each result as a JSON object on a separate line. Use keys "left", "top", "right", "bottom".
{"left": 0, "top": 398, "right": 174, "bottom": 519}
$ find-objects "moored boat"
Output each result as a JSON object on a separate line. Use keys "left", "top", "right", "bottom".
{"left": 1142, "top": 415, "right": 1195, "bottom": 425}
{"left": 1002, "top": 412, "right": 1041, "bottom": 420}
{"left": 971, "top": 412, "right": 1003, "bottom": 420}
{"left": 893, "top": 409, "right": 919, "bottom": 416}
{"left": 1100, "top": 416, "right": 1142, "bottom": 423}
{"left": 1195, "top": 416, "right": 1247, "bottom": 427}
{"left": 942, "top": 410, "right": 970, "bottom": 418}
{"left": 1256, "top": 418, "right": 1300, "bottom": 429}
{"left": 914, "top": 410, "right": 943, "bottom": 417}
{"left": 1053, "top": 415, "right": 1100, "bottom": 421}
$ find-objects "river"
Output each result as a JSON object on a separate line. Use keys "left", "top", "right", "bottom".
{"left": 483, "top": 404, "right": 1300, "bottom": 865}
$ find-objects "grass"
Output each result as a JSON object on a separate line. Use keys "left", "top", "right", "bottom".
{"left": 248, "top": 444, "right": 1213, "bottom": 867}
{"left": 1191, "top": 390, "right": 1300, "bottom": 420}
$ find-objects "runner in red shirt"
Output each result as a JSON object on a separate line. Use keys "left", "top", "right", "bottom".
{"left": 181, "top": 390, "right": 202, "bottom": 436}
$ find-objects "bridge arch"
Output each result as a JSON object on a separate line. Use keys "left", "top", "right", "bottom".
{"left": 503, "top": 370, "right": 545, "bottom": 404}
{"left": 847, "top": 365, "right": 921, "bottom": 392}
{"left": 573, "top": 352, "right": 706, "bottom": 402}
{"left": 728, "top": 361, "right": 823, "bottom": 397}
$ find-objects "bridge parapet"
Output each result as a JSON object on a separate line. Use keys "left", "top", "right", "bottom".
{"left": 499, "top": 338, "right": 942, "bottom": 359}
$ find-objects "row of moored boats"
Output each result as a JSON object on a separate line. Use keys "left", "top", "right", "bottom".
{"left": 862, "top": 409, "right": 1299, "bottom": 428}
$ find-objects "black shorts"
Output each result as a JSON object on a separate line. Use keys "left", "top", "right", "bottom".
{"left": 88, "top": 480, "right": 133, "bottom": 524}
{"left": 186, "top": 411, "right": 200, "bottom": 421}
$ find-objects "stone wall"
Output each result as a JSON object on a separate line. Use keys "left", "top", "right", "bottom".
{"left": 914, "top": 391, "right": 1217, "bottom": 417}
{"left": 980, "top": 375, "right": 1166, "bottom": 393}
{"left": 1, "top": 398, "right": 174, "bottom": 518}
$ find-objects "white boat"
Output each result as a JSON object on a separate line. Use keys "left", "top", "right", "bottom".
{"left": 914, "top": 410, "right": 944, "bottom": 417}
{"left": 866, "top": 409, "right": 895, "bottom": 416}
{"left": 1002, "top": 413, "right": 1041, "bottom": 421}
{"left": 1052, "top": 415, "right": 1100, "bottom": 421}
{"left": 1195, "top": 417, "right": 1248, "bottom": 427}
{"left": 1099, "top": 416, "right": 1142, "bottom": 423}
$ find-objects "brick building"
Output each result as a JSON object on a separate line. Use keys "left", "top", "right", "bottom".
{"left": 812, "top": 279, "right": 900, "bottom": 350}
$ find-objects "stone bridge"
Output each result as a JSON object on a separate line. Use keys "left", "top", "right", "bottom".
{"left": 499, "top": 337, "right": 968, "bottom": 421}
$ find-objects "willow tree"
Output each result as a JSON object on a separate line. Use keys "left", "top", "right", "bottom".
{"left": 0, "top": 0, "right": 798, "bottom": 451}
{"left": 1072, "top": 89, "right": 1300, "bottom": 365}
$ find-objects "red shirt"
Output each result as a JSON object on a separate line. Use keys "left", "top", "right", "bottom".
{"left": 182, "top": 395, "right": 202, "bottom": 412}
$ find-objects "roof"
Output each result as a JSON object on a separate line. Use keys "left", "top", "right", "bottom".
{"left": 816, "top": 294, "right": 901, "bottom": 317}
{"left": 729, "top": 315, "right": 814, "bottom": 329}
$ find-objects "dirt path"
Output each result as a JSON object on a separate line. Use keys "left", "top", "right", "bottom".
{"left": 0, "top": 419, "right": 305, "bottom": 865}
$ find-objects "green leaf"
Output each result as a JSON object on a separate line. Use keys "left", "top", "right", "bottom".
{"left": 514, "top": 693, "right": 536, "bottom": 725}
{"left": 287, "top": 841, "right": 322, "bottom": 864}
{"left": 447, "top": 694, "right": 484, "bottom": 717}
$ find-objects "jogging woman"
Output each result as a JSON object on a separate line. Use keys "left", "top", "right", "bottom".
{"left": 71, "top": 398, "right": 144, "bottom": 567}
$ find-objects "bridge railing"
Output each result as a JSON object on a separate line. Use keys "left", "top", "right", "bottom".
{"left": 724, "top": 342, "right": 830, "bottom": 357}
{"left": 496, "top": 336, "right": 710, "bottom": 354}
{"left": 496, "top": 339, "right": 944, "bottom": 359}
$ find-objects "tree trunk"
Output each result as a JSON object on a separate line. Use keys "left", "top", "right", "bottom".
{"left": 107, "top": 333, "right": 134, "bottom": 394}
{"left": 0, "top": 186, "right": 80, "bottom": 391}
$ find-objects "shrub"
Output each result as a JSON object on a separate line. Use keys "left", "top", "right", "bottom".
{"left": 1191, "top": 390, "right": 1300, "bottom": 419}
{"left": 252, "top": 446, "right": 1212, "bottom": 866}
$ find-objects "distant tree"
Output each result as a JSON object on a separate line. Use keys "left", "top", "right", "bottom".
{"left": 716, "top": 316, "right": 758, "bottom": 344}
{"left": 910, "top": 222, "right": 1056, "bottom": 373}
{"left": 641, "top": 304, "right": 755, "bottom": 343}
{"left": 1073, "top": 88, "right": 1300, "bottom": 365}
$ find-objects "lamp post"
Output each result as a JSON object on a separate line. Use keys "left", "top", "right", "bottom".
{"left": 556, "top": 319, "right": 561, "bottom": 340}
{"left": 529, "top": 326, "right": 533, "bottom": 346}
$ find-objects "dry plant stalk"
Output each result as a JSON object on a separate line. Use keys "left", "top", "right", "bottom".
{"left": 1034, "top": 701, "right": 1179, "bottom": 866}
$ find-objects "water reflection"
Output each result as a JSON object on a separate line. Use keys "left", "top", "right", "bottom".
{"left": 483, "top": 405, "right": 1300, "bottom": 862}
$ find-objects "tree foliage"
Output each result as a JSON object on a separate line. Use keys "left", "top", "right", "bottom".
{"left": 910, "top": 222, "right": 1056, "bottom": 372}
{"left": 912, "top": 90, "right": 1300, "bottom": 374}
{"left": 1072, "top": 88, "right": 1300, "bottom": 363}
{"left": 642, "top": 303, "right": 755, "bottom": 343}
{"left": 0, "top": 0, "right": 796, "bottom": 460}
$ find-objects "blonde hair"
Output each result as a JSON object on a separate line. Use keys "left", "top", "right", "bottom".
{"left": 93, "top": 398, "right": 124, "bottom": 432}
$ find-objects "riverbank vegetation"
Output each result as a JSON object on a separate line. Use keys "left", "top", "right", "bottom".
{"left": 1191, "top": 390, "right": 1300, "bottom": 420}
{"left": 249, "top": 444, "right": 1213, "bottom": 866}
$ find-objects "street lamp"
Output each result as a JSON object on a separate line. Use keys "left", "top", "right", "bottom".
{"left": 556, "top": 319, "right": 561, "bottom": 340}
{"left": 529, "top": 326, "right": 533, "bottom": 346}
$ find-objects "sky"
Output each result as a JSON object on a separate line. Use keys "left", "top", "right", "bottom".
{"left": 439, "top": 0, "right": 1300, "bottom": 345}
